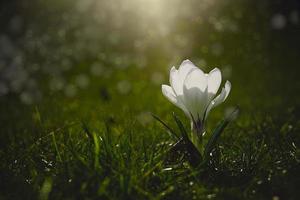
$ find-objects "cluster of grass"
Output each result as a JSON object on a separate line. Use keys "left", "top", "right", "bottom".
{"left": 1, "top": 105, "right": 299, "bottom": 199}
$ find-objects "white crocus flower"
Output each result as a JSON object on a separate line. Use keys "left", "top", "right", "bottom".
{"left": 162, "top": 59, "right": 231, "bottom": 145}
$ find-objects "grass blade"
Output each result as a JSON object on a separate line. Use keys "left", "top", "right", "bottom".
{"left": 204, "top": 107, "right": 239, "bottom": 159}
{"left": 172, "top": 113, "right": 203, "bottom": 166}
{"left": 51, "top": 132, "right": 62, "bottom": 162}
{"left": 81, "top": 121, "right": 93, "bottom": 140}
{"left": 172, "top": 112, "right": 189, "bottom": 141}
{"left": 93, "top": 132, "right": 100, "bottom": 169}
{"left": 151, "top": 113, "right": 179, "bottom": 139}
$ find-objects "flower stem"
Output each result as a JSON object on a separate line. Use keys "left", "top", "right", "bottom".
{"left": 191, "top": 121, "right": 205, "bottom": 154}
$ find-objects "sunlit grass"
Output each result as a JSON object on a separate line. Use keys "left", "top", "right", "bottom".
{"left": 1, "top": 107, "right": 299, "bottom": 199}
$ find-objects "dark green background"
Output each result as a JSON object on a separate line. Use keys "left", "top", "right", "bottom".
{"left": 0, "top": 0, "right": 300, "bottom": 199}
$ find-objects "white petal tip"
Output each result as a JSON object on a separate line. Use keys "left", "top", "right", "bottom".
{"left": 161, "top": 85, "right": 176, "bottom": 101}
{"left": 211, "top": 67, "right": 221, "bottom": 72}
{"left": 224, "top": 81, "right": 231, "bottom": 99}
{"left": 181, "top": 59, "right": 195, "bottom": 67}
{"left": 225, "top": 80, "right": 231, "bottom": 89}
{"left": 207, "top": 68, "right": 222, "bottom": 94}
{"left": 170, "top": 66, "right": 176, "bottom": 71}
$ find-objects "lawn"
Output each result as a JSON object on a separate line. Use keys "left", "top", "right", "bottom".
{"left": 0, "top": 0, "right": 300, "bottom": 199}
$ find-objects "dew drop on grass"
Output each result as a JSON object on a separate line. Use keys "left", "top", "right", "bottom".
{"left": 207, "top": 194, "right": 216, "bottom": 199}
{"left": 162, "top": 167, "right": 173, "bottom": 171}
{"left": 42, "top": 158, "right": 48, "bottom": 164}
{"left": 48, "top": 161, "right": 53, "bottom": 167}
{"left": 264, "top": 144, "right": 267, "bottom": 148}
{"left": 26, "top": 179, "right": 32, "bottom": 184}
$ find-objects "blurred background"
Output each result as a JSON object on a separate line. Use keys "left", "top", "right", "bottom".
{"left": 0, "top": 0, "right": 300, "bottom": 138}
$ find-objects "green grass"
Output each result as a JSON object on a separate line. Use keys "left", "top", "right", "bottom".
{"left": 1, "top": 104, "right": 299, "bottom": 199}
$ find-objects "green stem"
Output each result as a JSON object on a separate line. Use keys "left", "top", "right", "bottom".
{"left": 191, "top": 121, "right": 205, "bottom": 154}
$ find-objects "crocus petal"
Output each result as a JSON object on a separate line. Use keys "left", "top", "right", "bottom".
{"left": 161, "top": 84, "right": 189, "bottom": 115}
{"left": 169, "top": 66, "right": 181, "bottom": 95}
{"left": 205, "top": 80, "right": 231, "bottom": 119}
{"left": 207, "top": 68, "right": 222, "bottom": 97}
{"left": 223, "top": 80, "right": 231, "bottom": 100}
{"left": 170, "top": 60, "right": 197, "bottom": 96}
{"left": 183, "top": 68, "right": 208, "bottom": 120}
{"left": 178, "top": 59, "right": 198, "bottom": 78}
{"left": 183, "top": 68, "right": 207, "bottom": 92}
{"left": 162, "top": 84, "right": 177, "bottom": 105}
